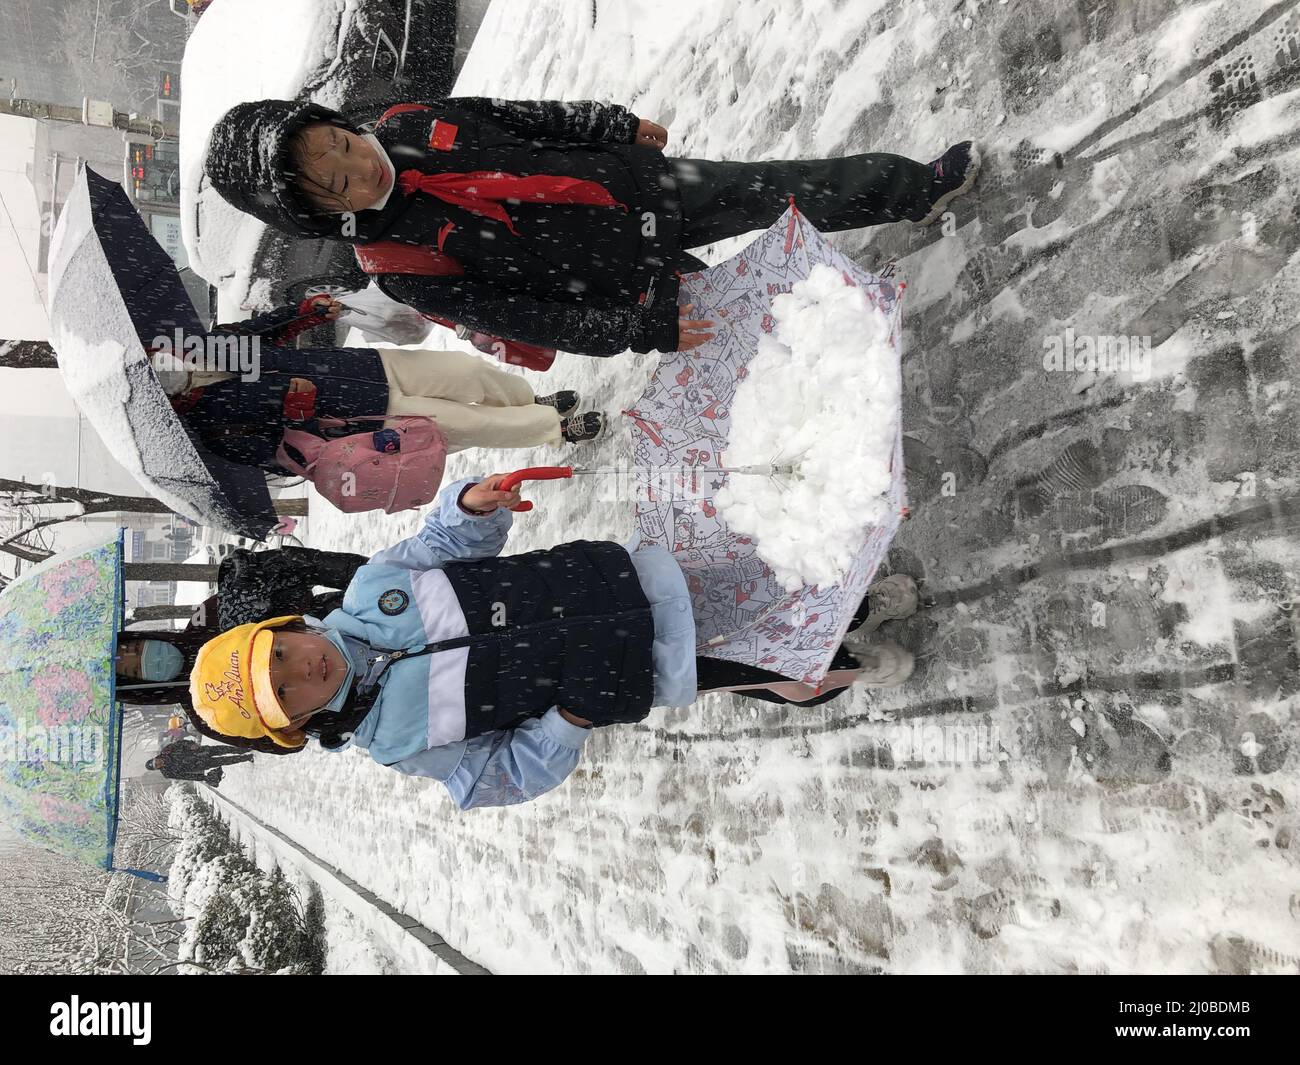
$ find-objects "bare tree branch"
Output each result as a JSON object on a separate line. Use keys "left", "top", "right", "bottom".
{"left": 122, "top": 562, "right": 220, "bottom": 583}
{"left": 0, "top": 517, "right": 68, "bottom": 552}
{"left": 0, "top": 541, "right": 53, "bottom": 565}
{"left": 0, "top": 341, "right": 58, "bottom": 369}
{"left": 128, "top": 603, "right": 211, "bottom": 622}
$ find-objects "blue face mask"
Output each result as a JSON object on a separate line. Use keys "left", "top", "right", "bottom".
{"left": 319, "top": 627, "right": 358, "bottom": 714}
{"left": 138, "top": 640, "right": 185, "bottom": 682}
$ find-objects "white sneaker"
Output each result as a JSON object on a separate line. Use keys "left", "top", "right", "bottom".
{"left": 850, "top": 575, "right": 919, "bottom": 636}
{"left": 842, "top": 636, "right": 915, "bottom": 687}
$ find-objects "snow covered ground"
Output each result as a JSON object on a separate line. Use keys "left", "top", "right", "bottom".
{"left": 198, "top": 789, "right": 460, "bottom": 974}
{"left": 214, "top": 0, "right": 1300, "bottom": 973}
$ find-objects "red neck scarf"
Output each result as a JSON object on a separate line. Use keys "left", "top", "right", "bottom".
{"left": 398, "top": 169, "right": 627, "bottom": 235}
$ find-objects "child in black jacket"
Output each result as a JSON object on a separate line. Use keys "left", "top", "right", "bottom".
{"left": 172, "top": 296, "right": 601, "bottom": 471}
{"left": 204, "top": 97, "right": 978, "bottom": 357}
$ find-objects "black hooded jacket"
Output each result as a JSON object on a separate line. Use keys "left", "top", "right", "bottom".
{"left": 204, "top": 97, "right": 699, "bottom": 356}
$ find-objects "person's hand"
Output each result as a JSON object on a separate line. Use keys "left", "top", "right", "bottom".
{"left": 558, "top": 708, "right": 592, "bottom": 728}
{"left": 460, "top": 474, "right": 524, "bottom": 514}
{"left": 287, "top": 378, "right": 315, "bottom": 393}
{"left": 677, "top": 303, "right": 715, "bottom": 351}
{"left": 636, "top": 118, "right": 668, "bottom": 149}
{"left": 307, "top": 296, "right": 343, "bottom": 320}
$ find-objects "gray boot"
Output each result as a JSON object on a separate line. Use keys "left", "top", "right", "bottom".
{"left": 851, "top": 575, "right": 919, "bottom": 636}
{"left": 842, "top": 636, "right": 915, "bottom": 688}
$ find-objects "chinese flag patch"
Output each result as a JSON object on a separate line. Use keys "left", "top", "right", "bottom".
{"left": 428, "top": 120, "right": 459, "bottom": 151}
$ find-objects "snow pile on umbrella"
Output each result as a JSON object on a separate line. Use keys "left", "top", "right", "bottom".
{"left": 49, "top": 220, "right": 214, "bottom": 496}
{"left": 46, "top": 167, "right": 279, "bottom": 539}
{"left": 716, "top": 264, "right": 901, "bottom": 591}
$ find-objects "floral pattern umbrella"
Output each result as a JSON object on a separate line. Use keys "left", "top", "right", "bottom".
{"left": 0, "top": 532, "right": 127, "bottom": 871}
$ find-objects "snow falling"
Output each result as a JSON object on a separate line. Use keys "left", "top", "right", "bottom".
{"left": 6, "top": 0, "right": 1300, "bottom": 979}
{"left": 192, "top": 0, "right": 1300, "bottom": 975}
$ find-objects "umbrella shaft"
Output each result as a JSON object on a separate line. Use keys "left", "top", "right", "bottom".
{"left": 571, "top": 465, "right": 791, "bottom": 476}
{"left": 116, "top": 682, "right": 183, "bottom": 691}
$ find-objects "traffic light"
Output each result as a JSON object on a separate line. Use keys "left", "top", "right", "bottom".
{"left": 130, "top": 144, "right": 157, "bottom": 193}
{"left": 158, "top": 70, "right": 180, "bottom": 102}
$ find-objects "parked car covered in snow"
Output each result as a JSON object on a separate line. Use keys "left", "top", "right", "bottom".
{"left": 180, "top": 0, "right": 479, "bottom": 327}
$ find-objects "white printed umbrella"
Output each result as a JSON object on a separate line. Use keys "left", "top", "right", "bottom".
{"left": 493, "top": 206, "right": 907, "bottom": 686}
{"left": 626, "top": 205, "right": 908, "bottom": 685}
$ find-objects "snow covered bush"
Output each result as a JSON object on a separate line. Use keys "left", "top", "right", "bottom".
{"left": 167, "top": 787, "right": 326, "bottom": 974}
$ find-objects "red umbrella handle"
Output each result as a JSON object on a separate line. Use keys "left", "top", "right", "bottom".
{"left": 497, "top": 466, "right": 573, "bottom": 512}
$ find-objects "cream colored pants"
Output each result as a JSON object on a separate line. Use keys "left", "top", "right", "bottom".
{"left": 378, "top": 348, "right": 562, "bottom": 452}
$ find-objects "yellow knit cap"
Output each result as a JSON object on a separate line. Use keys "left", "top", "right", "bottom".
{"left": 189, "top": 616, "right": 307, "bottom": 749}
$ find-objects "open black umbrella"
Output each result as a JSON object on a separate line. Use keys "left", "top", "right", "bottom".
{"left": 47, "top": 166, "right": 279, "bottom": 539}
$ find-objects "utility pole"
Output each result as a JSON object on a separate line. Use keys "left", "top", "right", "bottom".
{"left": 0, "top": 96, "right": 178, "bottom": 143}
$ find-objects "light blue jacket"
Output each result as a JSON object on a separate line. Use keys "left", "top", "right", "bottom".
{"left": 314, "top": 477, "right": 697, "bottom": 809}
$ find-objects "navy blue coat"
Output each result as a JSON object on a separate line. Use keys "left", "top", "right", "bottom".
{"left": 182, "top": 342, "right": 388, "bottom": 471}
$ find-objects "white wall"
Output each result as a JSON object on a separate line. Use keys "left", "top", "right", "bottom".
{"left": 0, "top": 115, "right": 49, "bottom": 342}
{"left": 0, "top": 114, "right": 146, "bottom": 505}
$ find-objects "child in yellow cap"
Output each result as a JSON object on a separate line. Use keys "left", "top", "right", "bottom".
{"left": 189, "top": 473, "right": 682, "bottom": 809}
{"left": 189, "top": 475, "right": 894, "bottom": 809}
